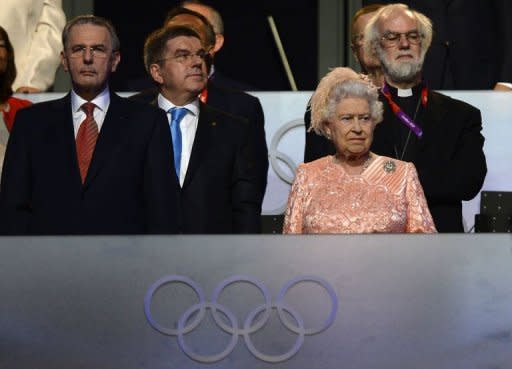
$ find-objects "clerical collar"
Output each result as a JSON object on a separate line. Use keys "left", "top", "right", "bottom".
{"left": 397, "top": 88, "right": 412, "bottom": 97}
{"left": 386, "top": 83, "right": 425, "bottom": 99}
{"left": 381, "top": 82, "right": 428, "bottom": 138}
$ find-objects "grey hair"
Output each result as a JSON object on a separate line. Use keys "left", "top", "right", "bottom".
{"left": 364, "top": 3, "right": 433, "bottom": 62}
{"left": 311, "top": 77, "right": 383, "bottom": 138}
{"left": 62, "top": 15, "right": 120, "bottom": 52}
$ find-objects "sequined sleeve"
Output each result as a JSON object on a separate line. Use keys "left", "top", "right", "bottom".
{"left": 405, "top": 163, "right": 437, "bottom": 233}
{"left": 282, "top": 164, "right": 308, "bottom": 234}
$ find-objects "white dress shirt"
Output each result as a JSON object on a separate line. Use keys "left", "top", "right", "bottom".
{"left": 157, "top": 94, "right": 199, "bottom": 186}
{"left": 71, "top": 87, "right": 110, "bottom": 137}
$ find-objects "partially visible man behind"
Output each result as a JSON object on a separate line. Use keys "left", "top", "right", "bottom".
{"left": 304, "top": 4, "right": 384, "bottom": 163}
{"left": 144, "top": 25, "right": 261, "bottom": 233}
{"left": 364, "top": 3, "right": 486, "bottom": 232}
{"left": 0, "top": 0, "right": 66, "bottom": 92}
{"left": 0, "top": 15, "right": 178, "bottom": 235}
{"left": 350, "top": 4, "right": 385, "bottom": 87}
{"left": 181, "top": 0, "right": 255, "bottom": 91}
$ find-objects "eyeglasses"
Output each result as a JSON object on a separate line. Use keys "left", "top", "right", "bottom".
{"left": 380, "top": 31, "right": 423, "bottom": 48}
{"left": 67, "top": 45, "right": 113, "bottom": 59}
{"left": 157, "top": 49, "right": 208, "bottom": 64}
{"left": 336, "top": 114, "right": 373, "bottom": 126}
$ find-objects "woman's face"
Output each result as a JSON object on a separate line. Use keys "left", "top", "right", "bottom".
{"left": 326, "top": 97, "right": 375, "bottom": 159}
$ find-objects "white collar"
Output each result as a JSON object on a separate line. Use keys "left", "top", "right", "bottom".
{"left": 157, "top": 94, "right": 199, "bottom": 117}
{"left": 71, "top": 86, "right": 110, "bottom": 113}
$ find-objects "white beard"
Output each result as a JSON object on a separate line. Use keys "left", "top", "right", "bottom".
{"left": 378, "top": 48, "right": 424, "bottom": 84}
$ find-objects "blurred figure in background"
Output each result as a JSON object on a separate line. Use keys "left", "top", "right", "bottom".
{"left": 305, "top": 4, "right": 384, "bottom": 163}
{"left": 350, "top": 4, "right": 385, "bottom": 87}
{"left": 0, "top": 0, "right": 66, "bottom": 92}
{"left": 0, "top": 26, "right": 32, "bottom": 177}
{"left": 181, "top": 0, "right": 255, "bottom": 91}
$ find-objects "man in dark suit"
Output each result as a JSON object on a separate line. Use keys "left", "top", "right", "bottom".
{"left": 364, "top": 4, "right": 486, "bottom": 232}
{"left": 131, "top": 6, "right": 268, "bottom": 198}
{"left": 0, "top": 15, "right": 178, "bottom": 235}
{"left": 144, "top": 25, "right": 261, "bottom": 233}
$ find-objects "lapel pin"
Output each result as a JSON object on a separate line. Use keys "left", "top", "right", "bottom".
{"left": 383, "top": 160, "right": 396, "bottom": 173}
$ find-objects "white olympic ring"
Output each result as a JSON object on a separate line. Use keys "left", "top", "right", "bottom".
{"left": 144, "top": 274, "right": 338, "bottom": 363}
{"left": 265, "top": 118, "right": 305, "bottom": 214}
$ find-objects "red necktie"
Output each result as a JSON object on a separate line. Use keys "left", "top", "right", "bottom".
{"left": 76, "top": 102, "right": 98, "bottom": 183}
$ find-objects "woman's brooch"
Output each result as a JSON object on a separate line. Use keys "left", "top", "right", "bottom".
{"left": 383, "top": 160, "right": 396, "bottom": 173}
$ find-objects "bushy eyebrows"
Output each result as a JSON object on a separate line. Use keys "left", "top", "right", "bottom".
{"left": 172, "top": 47, "right": 204, "bottom": 54}
{"left": 69, "top": 42, "right": 108, "bottom": 48}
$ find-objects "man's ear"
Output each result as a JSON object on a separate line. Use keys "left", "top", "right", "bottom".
{"left": 213, "top": 34, "right": 224, "bottom": 53}
{"left": 149, "top": 64, "right": 164, "bottom": 84}
{"left": 111, "top": 51, "right": 121, "bottom": 72}
{"left": 60, "top": 51, "right": 69, "bottom": 72}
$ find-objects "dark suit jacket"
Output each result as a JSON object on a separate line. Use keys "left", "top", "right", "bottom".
{"left": 175, "top": 102, "right": 261, "bottom": 234}
{"left": 0, "top": 93, "right": 179, "bottom": 235}
{"left": 130, "top": 82, "right": 269, "bottom": 199}
{"left": 303, "top": 90, "right": 487, "bottom": 232}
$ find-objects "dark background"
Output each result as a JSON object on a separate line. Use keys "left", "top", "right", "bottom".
{"left": 95, "top": 0, "right": 318, "bottom": 91}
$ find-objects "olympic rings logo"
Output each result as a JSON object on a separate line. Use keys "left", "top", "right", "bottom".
{"left": 144, "top": 275, "right": 338, "bottom": 363}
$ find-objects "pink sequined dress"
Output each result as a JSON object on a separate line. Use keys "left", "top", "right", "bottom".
{"left": 283, "top": 155, "right": 437, "bottom": 234}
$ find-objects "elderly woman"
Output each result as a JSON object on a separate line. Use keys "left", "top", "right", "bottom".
{"left": 283, "top": 67, "right": 435, "bottom": 233}
{"left": 0, "top": 26, "right": 31, "bottom": 175}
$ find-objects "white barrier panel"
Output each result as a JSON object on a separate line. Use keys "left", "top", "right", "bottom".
{"left": 18, "top": 91, "right": 512, "bottom": 231}
{"left": 0, "top": 234, "right": 511, "bottom": 368}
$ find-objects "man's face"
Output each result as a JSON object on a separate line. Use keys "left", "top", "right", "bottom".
{"left": 150, "top": 35, "right": 207, "bottom": 102}
{"left": 61, "top": 24, "right": 120, "bottom": 100}
{"left": 376, "top": 10, "right": 424, "bottom": 83}
{"left": 351, "top": 12, "right": 380, "bottom": 71}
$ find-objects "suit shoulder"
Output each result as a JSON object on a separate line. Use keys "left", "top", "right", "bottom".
{"left": 209, "top": 83, "right": 262, "bottom": 106}
{"left": 12, "top": 96, "right": 68, "bottom": 128}
{"left": 114, "top": 94, "right": 165, "bottom": 116}
{"left": 202, "top": 103, "right": 249, "bottom": 126}
{"left": 430, "top": 91, "right": 480, "bottom": 114}
{"left": 128, "top": 88, "right": 158, "bottom": 104}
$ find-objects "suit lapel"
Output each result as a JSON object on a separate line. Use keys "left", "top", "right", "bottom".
{"left": 418, "top": 90, "right": 444, "bottom": 152}
{"left": 83, "top": 93, "right": 127, "bottom": 189}
{"left": 182, "top": 103, "right": 214, "bottom": 188}
{"left": 50, "top": 94, "right": 83, "bottom": 187}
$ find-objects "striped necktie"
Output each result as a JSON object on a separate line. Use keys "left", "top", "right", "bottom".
{"left": 76, "top": 102, "right": 98, "bottom": 183}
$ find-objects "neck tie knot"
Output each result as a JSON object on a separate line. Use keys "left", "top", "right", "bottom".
{"left": 169, "top": 107, "right": 188, "bottom": 124}
{"left": 82, "top": 102, "right": 96, "bottom": 118}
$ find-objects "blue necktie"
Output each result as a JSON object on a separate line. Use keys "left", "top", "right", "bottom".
{"left": 169, "top": 107, "right": 188, "bottom": 179}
